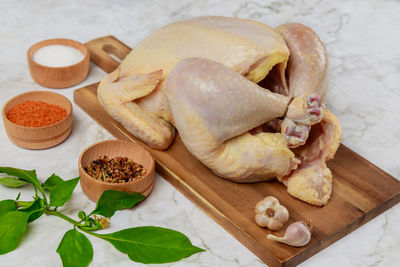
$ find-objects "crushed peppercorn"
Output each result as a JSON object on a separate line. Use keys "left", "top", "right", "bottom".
{"left": 84, "top": 156, "right": 146, "bottom": 183}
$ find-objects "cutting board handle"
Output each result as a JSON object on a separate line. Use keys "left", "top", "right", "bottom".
{"left": 85, "top": 36, "right": 132, "bottom": 74}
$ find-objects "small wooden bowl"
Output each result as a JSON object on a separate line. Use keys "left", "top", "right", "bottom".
{"left": 78, "top": 140, "right": 155, "bottom": 202}
{"left": 27, "top": 38, "right": 89, "bottom": 88}
{"left": 2, "top": 91, "right": 73, "bottom": 149}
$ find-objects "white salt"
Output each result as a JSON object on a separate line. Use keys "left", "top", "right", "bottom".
{"left": 33, "top": 44, "right": 84, "bottom": 67}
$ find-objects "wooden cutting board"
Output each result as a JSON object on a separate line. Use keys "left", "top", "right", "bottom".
{"left": 74, "top": 36, "right": 400, "bottom": 267}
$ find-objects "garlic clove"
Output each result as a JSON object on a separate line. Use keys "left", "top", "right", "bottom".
{"left": 267, "top": 219, "right": 285, "bottom": 231}
{"left": 255, "top": 214, "right": 269, "bottom": 227}
{"left": 255, "top": 196, "right": 278, "bottom": 214}
{"left": 275, "top": 205, "right": 289, "bottom": 223}
{"left": 267, "top": 220, "right": 312, "bottom": 247}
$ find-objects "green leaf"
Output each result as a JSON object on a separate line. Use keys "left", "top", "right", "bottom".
{"left": 0, "top": 177, "right": 26, "bottom": 188}
{"left": 57, "top": 229, "right": 93, "bottom": 267}
{"left": 0, "top": 211, "right": 29, "bottom": 254}
{"left": 96, "top": 226, "right": 204, "bottom": 263}
{"left": 49, "top": 177, "right": 80, "bottom": 207}
{"left": 0, "top": 200, "right": 16, "bottom": 214}
{"left": 91, "top": 190, "right": 146, "bottom": 218}
{"left": 0, "top": 167, "right": 39, "bottom": 185}
{"left": 19, "top": 198, "right": 44, "bottom": 223}
{"left": 42, "top": 173, "right": 64, "bottom": 191}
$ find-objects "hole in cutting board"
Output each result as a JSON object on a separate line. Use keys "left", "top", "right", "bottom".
{"left": 102, "top": 44, "right": 122, "bottom": 63}
{"left": 107, "top": 53, "right": 121, "bottom": 63}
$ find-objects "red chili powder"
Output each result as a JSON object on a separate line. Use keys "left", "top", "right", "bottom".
{"left": 7, "top": 100, "right": 67, "bottom": 127}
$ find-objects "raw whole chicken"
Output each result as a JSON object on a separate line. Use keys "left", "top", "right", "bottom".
{"left": 98, "top": 16, "right": 341, "bottom": 206}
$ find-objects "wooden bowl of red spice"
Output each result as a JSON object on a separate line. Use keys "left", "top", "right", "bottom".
{"left": 78, "top": 140, "right": 155, "bottom": 202}
{"left": 2, "top": 91, "right": 72, "bottom": 149}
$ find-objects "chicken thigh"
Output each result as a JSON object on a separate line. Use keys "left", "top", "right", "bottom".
{"left": 166, "top": 57, "right": 299, "bottom": 181}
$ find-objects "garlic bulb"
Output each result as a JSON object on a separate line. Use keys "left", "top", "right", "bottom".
{"left": 254, "top": 196, "right": 289, "bottom": 230}
{"left": 267, "top": 220, "right": 313, "bottom": 247}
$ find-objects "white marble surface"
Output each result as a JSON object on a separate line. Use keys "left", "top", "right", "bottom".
{"left": 0, "top": 0, "right": 399, "bottom": 266}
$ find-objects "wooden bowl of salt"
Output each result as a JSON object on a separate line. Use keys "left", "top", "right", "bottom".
{"left": 2, "top": 91, "right": 73, "bottom": 149}
{"left": 78, "top": 140, "right": 155, "bottom": 202}
{"left": 27, "top": 38, "right": 89, "bottom": 88}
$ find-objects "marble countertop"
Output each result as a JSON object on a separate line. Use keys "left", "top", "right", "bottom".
{"left": 0, "top": 0, "right": 399, "bottom": 266}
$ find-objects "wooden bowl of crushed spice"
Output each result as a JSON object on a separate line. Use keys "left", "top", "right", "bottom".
{"left": 2, "top": 91, "right": 73, "bottom": 149}
{"left": 78, "top": 140, "right": 155, "bottom": 202}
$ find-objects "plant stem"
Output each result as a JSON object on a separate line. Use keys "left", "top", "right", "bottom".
{"left": 46, "top": 209, "right": 82, "bottom": 227}
{"left": 29, "top": 179, "right": 48, "bottom": 204}
{"left": 26, "top": 208, "right": 45, "bottom": 214}
{"left": 78, "top": 227, "right": 103, "bottom": 238}
{"left": 32, "top": 184, "right": 38, "bottom": 197}
{"left": 35, "top": 182, "right": 48, "bottom": 205}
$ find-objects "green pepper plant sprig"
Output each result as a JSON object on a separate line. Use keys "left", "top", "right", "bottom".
{"left": 0, "top": 167, "right": 204, "bottom": 267}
